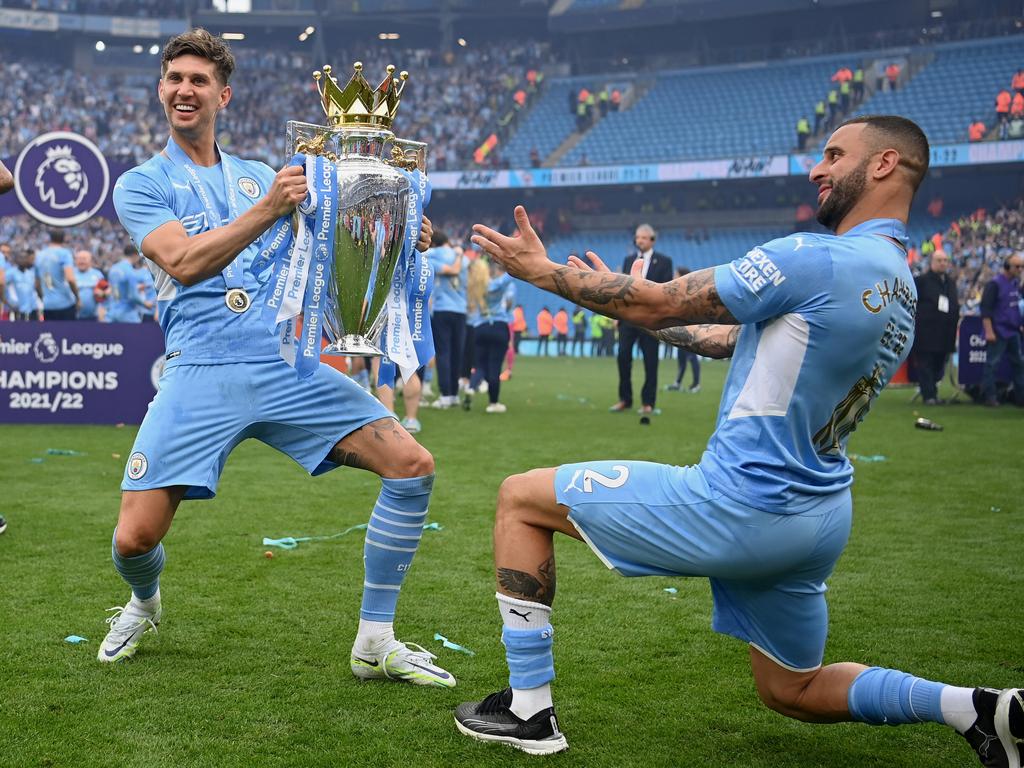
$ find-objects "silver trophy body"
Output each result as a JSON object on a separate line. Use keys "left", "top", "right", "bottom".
{"left": 287, "top": 121, "right": 420, "bottom": 356}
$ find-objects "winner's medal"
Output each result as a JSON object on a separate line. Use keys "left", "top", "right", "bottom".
{"left": 225, "top": 288, "right": 251, "bottom": 313}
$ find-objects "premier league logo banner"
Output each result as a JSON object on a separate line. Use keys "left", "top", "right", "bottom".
{"left": 250, "top": 62, "right": 434, "bottom": 384}
{"left": 12, "top": 131, "right": 111, "bottom": 226}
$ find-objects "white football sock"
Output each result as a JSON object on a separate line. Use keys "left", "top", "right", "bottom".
{"left": 355, "top": 618, "right": 395, "bottom": 651}
{"left": 511, "top": 683, "right": 553, "bottom": 721}
{"left": 496, "top": 592, "right": 551, "bottom": 630}
{"left": 940, "top": 686, "right": 978, "bottom": 733}
{"left": 131, "top": 589, "right": 160, "bottom": 611}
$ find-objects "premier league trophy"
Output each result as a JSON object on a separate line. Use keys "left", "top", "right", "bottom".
{"left": 285, "top": 62, "right": 426, "bottom": 356}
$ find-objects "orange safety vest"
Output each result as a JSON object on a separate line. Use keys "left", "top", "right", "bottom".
{"left": 553, "top": 311, "right": 569, "bottom": 335}
{"left": 1013, "top": 71, "right": 1024, "bottom": 91}
{"left": 1013, "top": 92, "right": 1024, "bottom": 115}
{"left": 512, "top": 306, "right": 527, "bottom": 332}
{"left": 536, "top": 310, "right": 553, "bottom": 336}
{"left": 885, "top": 64, "right": 900, "bottom": 82}
{"left": 996, "top": 90, "right": 1011, "bottom": 112}
{"left": 969, "top": 121, "right": 986, "bottom": 141}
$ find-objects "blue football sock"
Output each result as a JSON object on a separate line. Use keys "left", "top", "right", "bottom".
{"left": 111, "top": 529, "right": 164, "bottom": 601}
{"left": 848, "top": 667, "right": 946, "bottom": 725}
{"left": 503, "top": 625, "right": 555, "bottom": 690}
{"left": 359, "top": 474, "right": 433, "bottom": 622}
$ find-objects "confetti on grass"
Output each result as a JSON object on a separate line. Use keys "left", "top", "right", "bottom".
{"left": 434, "top": 633, "right": 475, "bottom": 656}
{"left": 262, "top": 522, "right": 443, "bottom": 550}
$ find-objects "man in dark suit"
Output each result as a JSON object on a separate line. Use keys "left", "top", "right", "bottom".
{"left": 912, "top": 249, "right": 959, "bottom": 404}
{"left": 610, "top": 224, "right": 673, "bottom": 414}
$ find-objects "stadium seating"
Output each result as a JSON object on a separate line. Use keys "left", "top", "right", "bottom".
{"left": 849, "top": 36, "right": 1024, "bottom": 145}
{"left": 504, "top": 56, "right": 852, "bottom": 168}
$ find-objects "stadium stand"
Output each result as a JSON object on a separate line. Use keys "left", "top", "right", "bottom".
{"left": 848, "top": 36, "right": 1024, "bottom": 145}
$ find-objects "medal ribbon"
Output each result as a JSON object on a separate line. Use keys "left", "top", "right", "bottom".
{"left": 162, "top": 137, "right": 246, "bottom": 295}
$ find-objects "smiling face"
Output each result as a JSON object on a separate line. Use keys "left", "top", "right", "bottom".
{"left": 158, "top": 54, "right": 231, "bottom": 141}
{"left": 809, "top": 123, "right": 873, "bottom": 233}
{"left": 74, "top": 250, "right": 93, "bottom": 271}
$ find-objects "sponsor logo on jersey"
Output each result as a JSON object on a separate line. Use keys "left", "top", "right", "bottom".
{"left": 732, "top": 247, "right": 787, "bottom": 293}
{"left": 14, "top": 131, "right": 110, "bottom": 227}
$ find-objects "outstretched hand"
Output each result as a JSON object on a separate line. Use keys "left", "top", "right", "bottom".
{"left": 471, "top": 205, "right": 552, "bottom": 283}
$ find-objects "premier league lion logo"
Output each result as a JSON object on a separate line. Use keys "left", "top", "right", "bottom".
{"left": 14, "top": 131, "right": 109, "bottom": 227}
{"left": 33, "top": 333, "right": 60, "bottom": 364}
{"left": 35, "top": 145, "right": 88, "bottom": 211}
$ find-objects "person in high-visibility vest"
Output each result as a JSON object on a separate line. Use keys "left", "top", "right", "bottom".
{"left": 813, "top": 100, "right": 826, "bottom": 134}
{"left": 968, "top": 120, "right": 987, "bottom": 142}
{"left": 852, "top": 67, "right": 864, "bottom": 103}
{"left": 796, "top": 116, "right": 811, "bottom": 150}
{"left": 511, "top": 304, "right": 527, "bottom": 353}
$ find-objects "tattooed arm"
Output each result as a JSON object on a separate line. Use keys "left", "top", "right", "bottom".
{"left": 471, "top": 206, "right": 738, "bottom": 329}
{"left": 644, "top": 324, "right": 739, "bottom": 358}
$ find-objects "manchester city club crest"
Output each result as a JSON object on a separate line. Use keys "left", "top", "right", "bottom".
{"left": 238, "top": 176, "right": 261, "bottom": 199}
{"left": 127, "top": 451, "right": 149, "bottom": 480}
{"left": 14, "top": 131, "right": 110, "bottom": 227}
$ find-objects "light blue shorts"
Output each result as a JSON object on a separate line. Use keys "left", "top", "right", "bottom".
{"left": 554, "top": 460, "right": 852, "bottom": 671}
{"left": 122, "top": 360, "right": 392, "bottom": 500}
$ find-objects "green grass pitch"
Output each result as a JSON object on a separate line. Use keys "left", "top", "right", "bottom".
{"left": 1, "top": 355, "right": 1021, "bottom": 767}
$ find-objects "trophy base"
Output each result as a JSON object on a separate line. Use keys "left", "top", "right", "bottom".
{"left": 322, "top": 335, "right": 383, "bottom": 357}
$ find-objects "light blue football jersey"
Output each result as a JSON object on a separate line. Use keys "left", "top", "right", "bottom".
{"left": 470, "top": 272, "right": 516, "bottom": 326}
{"left": 113, "top": 145, "right": 277, "bottom": 365}
{"left": 427, "top": 244, "right": 467, "bottom": 314}
{"left": 702, "top": 218, "right": 917, "bottom": 514}
{"left": 35, "top": 245, "right": 75, "bottom": 311}
{"left": 134, "top": 263, "right": 157, "bottom": 320}
{"left": 74, "top": 267, "right": 106, "bottom": 319}
{"left": 106, "top": 259, "right": 143, "bottom": 323}
{"left": 7, "top": 265, "right": 39, "bottom": 314}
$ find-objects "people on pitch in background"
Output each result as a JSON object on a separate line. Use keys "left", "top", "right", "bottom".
{"left": 467, "top": 256, "right": 515, "bottom": 413}
{"left": 427, "top": 230, "right": 467, "bottom": 409}
{"left": 571, "top": 306, "right": 587, "bottom": 356}
{"left": 912, "top": 249, "right": 958, "bottom": 405}
{"left": 610, "top": 223, "right": 673, "bottom": 416}
{"left": 98, "top": 29, "right": 453, "bottom": 689}
{"left": 73, "top": 250, "right": 109, "bottom": 322}
{"left": 535, "top": 306, "right": 552, "bottom": 356}
{"left": 979, "top": 253, "right": 1024, "bottom": 406}
{"left": 6, "top": 249, "right": 41, "bottom": 321}
{"left": 105, "top": 245, "right": 148, "bottom": 323}
{"left": 373, "top": 358, "right": 425, "bottom": 435}
{"left": 458, "top": 115, "right": 1024, "bottom": 768}
{"left": 553, "top": 307, "right": 569, "bottom": 355}
{"left": 135, "top": 259, "right": 158, "bottom": 322}
{"left": 664, "top": 267, "right": 702, "bottom": 394}
{"left": 511, "top": 304, "right": 527, "bottom": 353}
{"left": 35, "top": 228, "right": 79, "bottom": 321}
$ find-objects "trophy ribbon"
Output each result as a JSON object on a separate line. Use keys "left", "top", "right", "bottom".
{"left": 161, "top": 137, "right": 250, "bottom": 307}
{"left": 377, "top": 167, "right": 433, "bottom": 388}
{"left": 250, "top": 153, "right": 338, "bottom": 378}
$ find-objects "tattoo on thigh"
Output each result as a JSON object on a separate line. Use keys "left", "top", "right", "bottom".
{"left": 332, "top": 447, "right": 368, "bottom": 471}
{"left": 497, "top": 555, "right": 557, "bottom": 605}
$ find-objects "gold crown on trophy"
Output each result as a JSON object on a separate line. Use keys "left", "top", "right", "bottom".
{"left": 313, "top": 62, "right": 408, "bottom": 128}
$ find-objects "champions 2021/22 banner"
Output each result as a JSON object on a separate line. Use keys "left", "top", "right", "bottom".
{"left": 0, "top": 322, "right": 165, "bottom": 424}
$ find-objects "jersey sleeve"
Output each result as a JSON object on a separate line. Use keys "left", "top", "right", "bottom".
{"left": 113, "top": 167, "right": 179, "bottom": 251}
{"left": 713, "top": 235, "right": 833, "bottom": 324}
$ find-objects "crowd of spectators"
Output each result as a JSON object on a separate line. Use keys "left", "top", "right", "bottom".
{"left": 910, "top": 200, "right": 1024, "bottom": 315}
{"left": 0, "top": 38, "right": 552, "bottom": 172}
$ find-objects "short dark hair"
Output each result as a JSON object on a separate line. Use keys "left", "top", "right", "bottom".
{"left": 49, "top": 228, "right": 65, "bottom": 244}
{"left": 123, "top": 244, "right": 137, "bottom": 257}
{"left": 839, "top": 114, "right": 930, "bottom": 193}
{"left": 430, "top": 229, "right": 449, "bottom": 247}
{"left": 161, "top": 28, "right": 235, "bottom": 85}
